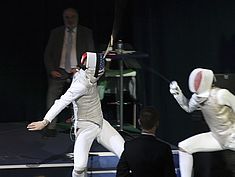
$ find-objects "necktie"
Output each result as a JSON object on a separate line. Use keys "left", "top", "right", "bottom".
{"left": 65, "top": 29, "right": 73, "bottom": 72}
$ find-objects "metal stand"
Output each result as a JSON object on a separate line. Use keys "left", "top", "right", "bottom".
{"left": 106, "top": 50, "right": 148, "bottom": 132}
{"left": 119, "top": 57, "right": 124, "bottom": 131}
{"left": 118, "top": 55, "right": 136, "bottom": 131}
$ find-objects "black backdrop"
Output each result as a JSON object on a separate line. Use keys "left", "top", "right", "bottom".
{"left": 1, "top": 0, "right": 235, "bottom": 146}
{"left": 1, "top": 1, "right": 235, "bottom": 176}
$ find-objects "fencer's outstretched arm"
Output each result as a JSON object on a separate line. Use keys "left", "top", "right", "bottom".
{"left": 169, "top": 81, "right": 200, "bottom": 113}
{"left": 27, "top": 71, "right": 89, "bottom": 131}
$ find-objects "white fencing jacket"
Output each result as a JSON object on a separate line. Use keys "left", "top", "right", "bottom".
{"left": 43, "top": 69, "right": 103, "bottom": 127}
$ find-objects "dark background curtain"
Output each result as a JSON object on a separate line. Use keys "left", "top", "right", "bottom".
{"left": 1, "top": 1, "right": 235, "bottom": 175}
{"left": 1, "top": 0, "right": 235, "bottom": 143}
{"left": 2, "top": 0, "right": 235, "bottom": 145}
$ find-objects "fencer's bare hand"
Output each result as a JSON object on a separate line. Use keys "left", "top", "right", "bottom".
{"left": 51, "top": 71, "right": 62, "bottom": 78}
{"left": 169, "top": 81, "right": 181, "bottom": 95}
{"left": 27, "top": 121, "right": 46, "bottom": 131}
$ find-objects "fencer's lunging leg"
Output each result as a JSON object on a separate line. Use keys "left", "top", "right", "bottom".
{"left": 178, "top": 150, "right": 193, "bottom": 177}
{"left": 97, "top": 119, "right": 124, "bottom": 158}
{"left": 178, "top": 132, "right": 223, "bottom": 177}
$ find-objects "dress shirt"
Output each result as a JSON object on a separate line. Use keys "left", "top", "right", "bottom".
{"left": 60, "top": 27, "right": 77, "bottom": 71}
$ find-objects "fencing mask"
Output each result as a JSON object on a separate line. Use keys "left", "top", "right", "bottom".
{"left": 79, "top": 52, "right": 105, "bottom": 83}
{"left": 188, "top": 68, "right": 214, "bottom": 97}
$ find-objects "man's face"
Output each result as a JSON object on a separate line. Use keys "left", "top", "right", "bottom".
{"left": 63, "top": 9, "right": 78, "bottom": 29}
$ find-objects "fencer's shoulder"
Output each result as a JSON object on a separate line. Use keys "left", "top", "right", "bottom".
{"left": 217, "top": 88, "right": 232, "bottom": 96}
{"left": 72, "top": 70, "right": 90, "bottom": 86}
{"left": 73, "top": 70, "right": 85, "bottom": 79}
{"left": 217, "top": 88, "right": 233, "bottom": 98}
{"left": 72, "top": 71, "right": 80, "bottom": 79}
{"left": 216, "top": 88, "right": 235, "bottom": 105}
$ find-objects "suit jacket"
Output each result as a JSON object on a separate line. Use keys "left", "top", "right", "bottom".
{"left": 44, "top": 25, "right": 95, "bottom": 74}
{"left": 116, "top": 134, "right": 176, "bottom": 177}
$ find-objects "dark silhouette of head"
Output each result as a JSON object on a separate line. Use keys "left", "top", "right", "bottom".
{"left": 139, "top": 107, "right": 160, "bottom": 133}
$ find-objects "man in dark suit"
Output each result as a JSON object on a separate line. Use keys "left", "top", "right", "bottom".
{"left": 44, "top": 7, "right": 95, "bottom": 136}
{"left": 116, "top": 107, "right": 176, "bottom": 177}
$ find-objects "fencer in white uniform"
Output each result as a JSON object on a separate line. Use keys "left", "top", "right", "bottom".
{"left": 169, "top": 68, "right": 235, "bottom": 177}
{"left": 27, "top": 52, "right": 125, "bottom": 177}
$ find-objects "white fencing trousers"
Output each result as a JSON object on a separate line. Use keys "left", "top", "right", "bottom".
{"left": 96, "top": 119, "right": 125, "bottom": 158}
{"left": 178, "top": 132, "right": 223, "bottom": 177}
{"left": 73, "top": 119, "right": 124, "bottom": 173}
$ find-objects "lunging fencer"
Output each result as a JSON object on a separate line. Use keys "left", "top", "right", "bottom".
{"left": 169, "top": 68, "right": 235, "bottom": 177}
{"left": 27, "top": 52, "right": 125, "bottom": 177}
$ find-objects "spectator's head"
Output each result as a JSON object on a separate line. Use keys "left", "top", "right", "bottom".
{"left": 139, "top": 107, "right": 160, "bottom": 133}
{"left": 63, "top": 8, "right": 79, "bottom": 29}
